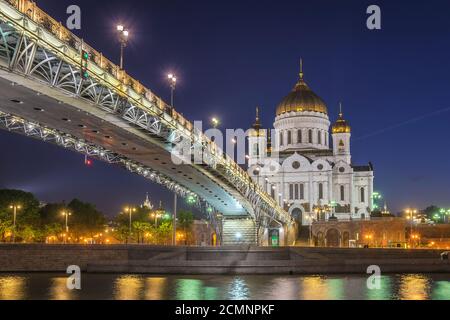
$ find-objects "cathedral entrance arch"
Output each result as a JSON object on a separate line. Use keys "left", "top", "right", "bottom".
{"left": 291, "top": 208, "right": 303, "bottom": 225}
{"left": 290, "top": 206, "right": 306, "bottom": 239}
{"left": 326, "top": 229, "right": 340, "bottom": 247}
{"left": 342, "top": 232, "right": 350, "bottom": 247}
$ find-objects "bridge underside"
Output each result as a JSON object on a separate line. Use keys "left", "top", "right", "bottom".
{"left": 0, "top": 4, "right": 293, "bottom": 246}
{"left": 0, "top": 74, "right": 248, "bottom": 216}
{"left": 0, "top": 74, "right": 297, "bottom": 245}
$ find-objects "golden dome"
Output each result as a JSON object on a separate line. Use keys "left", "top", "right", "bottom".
{"left": 276, "top": 74, "right": 328, "bottom": 116}
{"left": 332, "top": 105, "right": 351, "bottom": 134}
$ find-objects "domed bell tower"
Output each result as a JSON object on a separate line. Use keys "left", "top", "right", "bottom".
{"left": 332, "top": 103, "right": 351, "bottom": 164}
{"left": 248, "top": 107, "right": 266, "bottom": 167}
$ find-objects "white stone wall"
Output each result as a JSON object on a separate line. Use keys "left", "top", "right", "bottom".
{"left": 274, "top": 111, "right": 330, "bottom": 152}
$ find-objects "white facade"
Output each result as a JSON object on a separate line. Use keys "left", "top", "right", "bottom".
{"left": 248, "top": 74, "right": 374, "bottom": 227}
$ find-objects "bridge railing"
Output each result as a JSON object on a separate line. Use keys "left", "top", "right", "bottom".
{"left": 2, "top": 0, "right": 288, "bottom": 221}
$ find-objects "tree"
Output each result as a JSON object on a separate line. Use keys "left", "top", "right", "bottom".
{"left": 39, "top": 203, "right": 66, "bottom": 226}
{"left": 0, "top": 189, "right": 41, "bottom": 242}
{"left": 157, "top": 220, "right": 173, "bottom": 245}
{"left": 178, "top": 210, "right": 194, "bottom": 245}
{"left": 68, "top": 199, "right": 106, "bottom": 237}
{"left": 132, "top": 221, "right": 152, "bottom": 244}
{"left": 423, "top": 206, "right": 440, "bottom": 220}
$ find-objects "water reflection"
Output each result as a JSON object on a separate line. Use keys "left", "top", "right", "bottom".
{"left": 114, "top": 275, "right": 144, "bottom": 300}
{"left": 176, "top": 279, "right": 203, "bottom": 300}
{"left": 50, "top": 277, "right": 78, "bottom": 300}
{"left": 0, "top": 276, "right": 26, "bottom": 300}
{"left": 227, "top": 277, "right": 250, "bottom": 300}
{"left": 397, "top": 274, "right": 431, "bottom": 300}
{"left": 300, "top": 276, "right": 330, "bottom": 300}
{"left": 366, "top": 276, "right": 392, "bottom": 300}
{"left": 145, "top": 278, "right": 166, "bottom": 300}
{"left": 432, "top": 280, "right": 450, "bottom": 300}
{"left": 0, "top": 273, "right": 447, "bottom": 300}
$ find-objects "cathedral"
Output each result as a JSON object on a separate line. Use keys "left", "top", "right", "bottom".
{"left": 248, "top": 64, "right": 374, "bottom": 228}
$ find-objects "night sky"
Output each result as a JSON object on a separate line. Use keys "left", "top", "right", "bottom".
{"left": 1, "top": 0, "right": 449, "bottom": 216}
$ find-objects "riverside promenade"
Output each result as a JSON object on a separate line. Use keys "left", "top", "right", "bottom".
{"left": 0, "top": 245, "right": 449, "bottom": 275}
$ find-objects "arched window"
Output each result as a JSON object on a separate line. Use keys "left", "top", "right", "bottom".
{"left": 287, "top": 131, "right": 292, "bottom": 145}
{"left": 294, "top": 184, "right": 299, "bottom": 200}
{"left": 339, "top": 140, "right": 345, "bottom": 147}
{"left": 300, "top": 184, "right": 305, "bottom": 200}
{"left": 280, "top": 132, "right": 284, "bottom": 146}
{"left": 340, "top": 185, "right": 345, "bottom": 201}
{"left": 318, "top": 131, "right": 322, "bottom": 145}
{"left": 308, "top": 130, "right": 313, "bottom": 144}
{"left": 325, "top": 134, "right": 328, "bottom": 146}
{"left": 318, "top": 183, "right": 324, "bottom": 200}
{"left": 360, "top": 188, "right": 365, "bottom": 203}
{"left": 297, "top": 130, "right": 302, "bottom": 143}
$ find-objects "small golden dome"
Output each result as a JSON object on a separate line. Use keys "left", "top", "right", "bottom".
{"left": 276, "top": 64, "right": 328, "bottom": 116}
{"left": 332, "top": 105, "right": 351, "bottom": 134}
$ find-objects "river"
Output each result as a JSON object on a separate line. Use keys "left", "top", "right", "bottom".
{"left": 0, "top": 273, "right": 448, "bottom": 300}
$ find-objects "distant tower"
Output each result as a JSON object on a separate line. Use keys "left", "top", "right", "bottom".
{"left": 382, "top": 202, "right": 391, "bottom": 216}
{"left": 248, "top": 107, "right": 266, "bottom": 167}
{"left": 142, "top": 193, "right": 154, "bottom": 210}
{"left": 332, "top": 103, "right": 351, "bottom": 164}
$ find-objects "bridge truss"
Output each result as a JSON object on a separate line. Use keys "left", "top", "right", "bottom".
{"left": 0, "top": 0, "right": 293, "bottom": 245}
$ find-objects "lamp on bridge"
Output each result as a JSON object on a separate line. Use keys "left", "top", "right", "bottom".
{"left": 117, "top": 25, "right": 130, "bottom": 70}
{"left": 211, "top": 117, "right": 220, "bottom": 129}
{"left": 167, "top": 74, "right": 177, "bottom": 109}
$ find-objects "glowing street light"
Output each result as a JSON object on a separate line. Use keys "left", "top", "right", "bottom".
{"left": 123, "top": 206, "right": 137, "bottom": 243}
{"left": 168, "top": 73, "right": 177, "bottom": 109}
{"left": 116, "top": 24, "right": 130, "bottom": 70}
{"left": 61, "top": 211, "right": 72, "bottom": 243}
{"left": 9, "top": 204, "right": 21, "bottom": 243}
{"left": 406, "top": 208, "right": 418, "bottom": 246}
{"left": 211, "top": 117, "right": 220, "bottom": 129}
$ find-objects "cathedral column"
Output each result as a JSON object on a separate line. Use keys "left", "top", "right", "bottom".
{"left": 350, "top": 175, "right": 354, "bottom": 218}
{"left": 368, "top": 176, "right": 374, "bottom": 213}
{"left": 308, "top": 173, "right": 314, "bottom": 215}
{"left": 328, "top": 174, "right": 333, "bottom": 220}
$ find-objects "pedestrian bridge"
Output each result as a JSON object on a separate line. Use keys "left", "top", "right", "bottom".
{"left": 0, "top": 0, "right": 294, "bottom": 245}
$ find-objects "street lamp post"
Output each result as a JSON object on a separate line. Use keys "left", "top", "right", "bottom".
{"left": 124, "top": 206, "right": 136, "bottom": 243}
{"left": 61, "top": 211, "right": 72, "bottom": 244}
{"left": 173, "top": 194, "right": 177, "bottom": 246}
{"left": 406, "top": 209, "right": 417, "bottom": 248}
{"left": 168, "top": 74, "right": 177, "bottom": 110}
{"left": 151, "top": 213, "right": 163, "bottom": 228}
{"left": 9, "top": 204, "right": 21, "bottom": 243}
{"left": 117, "top": 25, "right": 129, "bottom": 70}
{"left": 308, "top": 212, "right": 315, "bottom": 247}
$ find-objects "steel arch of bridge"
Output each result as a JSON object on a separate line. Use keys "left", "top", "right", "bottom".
{"left": 0, "top": 0, "right": 293, "bottom": 240}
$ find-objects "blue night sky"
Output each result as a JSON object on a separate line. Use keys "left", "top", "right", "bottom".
{"left": 0, "top": 0, "right": 449, "bottom": 216}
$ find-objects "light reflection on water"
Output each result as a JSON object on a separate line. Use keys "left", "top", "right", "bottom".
{"left": 0, "top": 273, "right": 447, "bottom": 300}
{"left": 0, "top": 276, "right": 26, "bottom": 300}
